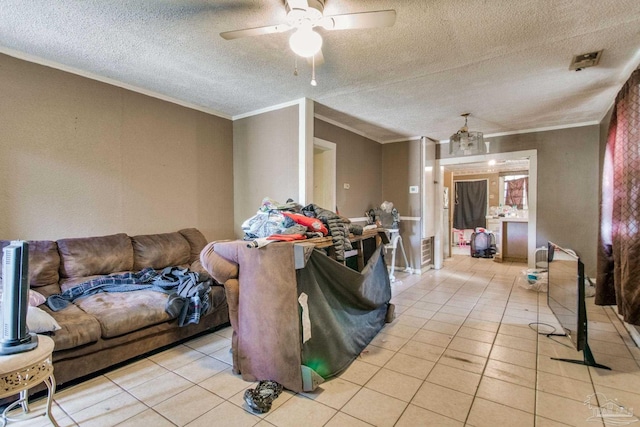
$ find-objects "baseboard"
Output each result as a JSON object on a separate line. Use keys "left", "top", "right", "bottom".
{"left": 612, "top": 307, "right": 640, "bottom": 347}
{"left": 388, "top": 265, "right": 424, "bottom": 275}
{"left": 624, "top": 321, "right": 640, "bottom": 348}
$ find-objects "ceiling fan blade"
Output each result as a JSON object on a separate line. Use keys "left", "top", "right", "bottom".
{"left": 220, "top": 23, "right": 292, "bottom": 40}
{"left": 287, "top": 0, "right": 312, "bottom": 9}
{"left": 320, "top": 10, "right": 396, "bottom": 30}
{"left": 307, "top": 49, "right": 325, "bottom": 66}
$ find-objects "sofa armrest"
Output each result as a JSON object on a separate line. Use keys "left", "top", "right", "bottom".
{"left": 187, "top": 259, "right": 211, "bottom": 281}
{"left": 200, "top": 241, "right": 239, "bottom": 284}
{"left": 200, "top": 241, "right": 241, "bottom": 373}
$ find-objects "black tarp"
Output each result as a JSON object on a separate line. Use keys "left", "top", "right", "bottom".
{"left": 296, "top": 246, "right": 392, "bottom": 379}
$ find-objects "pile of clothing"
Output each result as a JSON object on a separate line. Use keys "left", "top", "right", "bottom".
{"left": 302, "top": 203, "right": 362, "bottom": 261}
{"left": 242, "top": 197, "right": 362, "bottom": 261}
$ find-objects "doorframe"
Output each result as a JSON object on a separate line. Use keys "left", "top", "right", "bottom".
{"left": 434, "top": 149, "right": 537, "bottom": 269}
{"left": 313, "top": 138, "right": 337, "bottom": 211}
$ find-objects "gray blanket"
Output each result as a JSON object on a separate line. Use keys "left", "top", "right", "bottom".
{"left": 46, "top": 266, "right": 211, "bottom": 326}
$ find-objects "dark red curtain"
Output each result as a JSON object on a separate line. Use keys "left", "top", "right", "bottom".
{"left": 596, "top": 68, "right": 640, "bottom": 326}
{"left": 505, "top": 177, "right": 528, "bottom": 209}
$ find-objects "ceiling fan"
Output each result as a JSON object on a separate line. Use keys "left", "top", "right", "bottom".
{"left": 220, "top": 0, "right": 396, "bottom": 85}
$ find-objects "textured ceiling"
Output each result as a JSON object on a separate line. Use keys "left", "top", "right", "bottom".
{"left": 1, "top": 0, "right": 639, "bottom": 143}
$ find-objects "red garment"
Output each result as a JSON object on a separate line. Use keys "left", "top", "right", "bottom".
{"left": 282, "top": 212, "right": 328, "bottom": 235}
{"left": 266, "top": 234, "right": 308, "bottom": 242}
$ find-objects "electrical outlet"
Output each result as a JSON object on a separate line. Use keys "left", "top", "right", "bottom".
{"left": 343, "top": 183, "right": 350, "bottom": 190}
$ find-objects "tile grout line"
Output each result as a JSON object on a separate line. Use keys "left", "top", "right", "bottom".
{"left": 393, "top": 260, "right": 529, "bottom": 424}
{"left": 355, "top": 260, "right": 541, "bottom": 425}
{"left": 461, "top": 268, "right": 521, "bottom": 426}
{"left": 50, "top": 257, "right": 598, "bottom": 427}
{"left": 355, "top": 265, "right": 481, "bottom": 425}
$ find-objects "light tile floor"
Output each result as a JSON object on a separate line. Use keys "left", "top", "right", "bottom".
{"left": 15, "top": 255, "right": 640, "bottom": 426}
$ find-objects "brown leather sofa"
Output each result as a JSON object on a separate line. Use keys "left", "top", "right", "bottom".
{"left": 0, "top": 228, "right": 229, "bottom": 391}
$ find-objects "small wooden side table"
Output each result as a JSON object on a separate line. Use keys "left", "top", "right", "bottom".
{"left": 0, "top": 335, "right": 58, "bottom": 426}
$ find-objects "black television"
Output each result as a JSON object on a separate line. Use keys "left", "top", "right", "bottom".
{"left": 546, "top": 241, "right": 610, "bottom": 370}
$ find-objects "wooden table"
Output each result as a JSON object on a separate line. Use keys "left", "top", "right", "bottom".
{"left": 0, "top": 335, "right": 58, "bottom": 427}
{"left": 306, "top": 228, "right": 386, "bottom": 271}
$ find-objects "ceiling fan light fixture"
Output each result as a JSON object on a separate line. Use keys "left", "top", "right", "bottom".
{"left": 289, "top": 26, "right": 322, "bottom": 58}
{"left": 449, "top": 113, "right": 485, "bottom": 156}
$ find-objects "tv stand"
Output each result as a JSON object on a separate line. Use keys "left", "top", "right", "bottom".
{"left": 551, "top": 343, "right": 611, "bottom": 370}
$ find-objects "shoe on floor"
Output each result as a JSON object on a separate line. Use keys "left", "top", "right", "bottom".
{"left": 243, "top": 380, "right": 283, "bottom": 414}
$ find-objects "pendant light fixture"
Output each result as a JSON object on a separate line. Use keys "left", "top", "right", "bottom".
{"left": 449, "top": 113, "right": 485, "bottom": 155}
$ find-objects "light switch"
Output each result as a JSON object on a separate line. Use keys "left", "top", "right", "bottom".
{"left": 343, "top": 183, "right": 350, "bottom": 189}
{"left": 409, "top": 186, "right": 419, "bottom": 193}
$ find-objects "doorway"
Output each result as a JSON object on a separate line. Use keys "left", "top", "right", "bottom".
{"left": 451, "top": 179, "right": 489, "bottom": 255}
{"left": 313, "top": 138, "right": 336, "bottom": 210}
{"left": 431, "top": 150, "right": 537, "bottom": 268}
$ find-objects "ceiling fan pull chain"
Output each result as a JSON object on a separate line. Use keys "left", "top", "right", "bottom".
{"left": 294, "top": 56, "right": 299, "bottom": 76}
{"left": 311, "top": 55, "right": 317, "bottom": 86}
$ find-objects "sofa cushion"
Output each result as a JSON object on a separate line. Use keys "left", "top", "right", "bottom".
{"left": 27, "top": 306, "right": 62, "bottom": 333}
{"left": 74, "top": 290, "right": 173, "bottom": 338}
{"left": 1, "top": 240, "right": 60, "bottom": 289}
{"left": 131, "top": 232, "right": 190, "bottom": 270}
{"left": 42, "top": 304, "right": 102, "bottom": 351}
{"left": 34, "top": 283, "right": 65, "bottom": 299}
{"left": 57, "top": 233, "right": 133, "bottom": 279}
{"left": 179, "top": 228, "right": 209, "bottom": 264}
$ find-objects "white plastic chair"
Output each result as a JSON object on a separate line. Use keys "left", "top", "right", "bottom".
{"left": 384, "top": 229, "right": 411, "bottom": 282}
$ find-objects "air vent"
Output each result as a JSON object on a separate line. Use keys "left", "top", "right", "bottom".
{"left": 569, "top": 50, "right": 603, "bottom": 71}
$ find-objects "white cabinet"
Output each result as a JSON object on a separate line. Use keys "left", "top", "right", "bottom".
{"left": 486, "top": 218, "right": 502, "bottom": 254}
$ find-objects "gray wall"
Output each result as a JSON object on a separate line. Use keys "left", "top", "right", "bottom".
{"left": 382, "top": 139, "right": 422, "bottom": 270}
{"left": 451, "top": 172, "right": 501, "bottom": 213}
{"left": 314, "top": 118, "right": 382, "bottom": 217}
{"left": 440, "top": 125, "right": 600, "bottom": 276}
{"left": 0, "top": 53, "right": 234, "bottom": 241}
{"left": 599, "top": 106, "right": 614, "bottom": 193}
{"left": 234, "top": 106, "right": 299, "bottom": 237}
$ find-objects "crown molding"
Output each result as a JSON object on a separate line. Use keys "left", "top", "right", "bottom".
{"left": 314, "top": 113, "right": 384, "bottom": 144}
{"left": 382, "top": 135, "right": 422, "bottom": 144}
{"left": 0, "top": 47, "right": 232, "bottom": 120}
{"left": 233, "top": 98, "right": 306, "bottom": 120}
{"left": 483, "top": 121, "right": 600, "bottom": 138}
{"left": 438, "top": 121, "right": 600, "bottom": 143}
{"left": 2, "top": 46, "right": 617, "bottom": 141}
